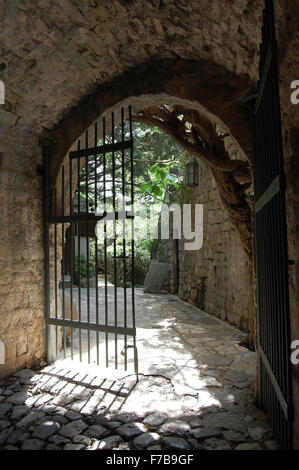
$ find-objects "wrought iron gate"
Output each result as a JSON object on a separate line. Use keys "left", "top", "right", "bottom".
{"left": 43, "top": 107, "right": 138, "bottom": 375}
{"left": 254, "top": 0, "right": 293, "bottom": 449}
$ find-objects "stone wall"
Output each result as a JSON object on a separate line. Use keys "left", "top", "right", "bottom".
{"left": 156, "top": 159, "right": 251, "bottom": 332}
{"left": 0, "top": 126, "right": 46, "bottom": 379}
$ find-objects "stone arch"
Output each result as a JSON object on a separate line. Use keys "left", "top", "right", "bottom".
{"left": 46, "top": 59, "right": 256, "bottom": 187}
{"left": 46, "top": 58, "right": 256, "bottom": 346}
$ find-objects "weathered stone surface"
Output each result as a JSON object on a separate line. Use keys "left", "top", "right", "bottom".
{"left": 203, "top": 438, "right": 232, "bottom": 450}
{"left": 84, "top": 425, "right": 109, "bottom": 439}
{"left": 65, "top": 411, "right": 82, "bottom": 421}
{"left": 26, "top": 393, "right": 52, "bottom": 407}
{"left": 48, "top": 415, "right": 68, "bottom": 425}
{"left": 52, "top": 395, "right": 75, "bottom": 407}
{"left": 163, "top": 437, "right": 190, "bottom": 450}
{"left": 144, "top": 262, "right": 170, "bottom": 294}
{"left": 73, "top": 435, "right": 91, "bottom": 446}
{"left": 235, "top": 443, "right": 262, "bottom": 450}
{"left": 40, "top": 405, "right": 66, "bottom": 416}
{"left": 59, "top": 420, "right": 88, "bottom": 439}
{"left": 46, "top": 444, "right": 61, "bottom": 450}
{"left": 94, "top": 414, "right": 109, "bottom": 425}
{"left": 203, "top": 377, "right": 223, "bottom": 388}
{"left": 16, "top": 411, "right": 45, "bottom": 428}
{"left": 202, "top": 412, "right": 245, "bottom": 433}
{"left": 33, "top": 421, "right": 60, "bottom": 440}
{"left": 117, "top": 422, "right": 148, "bottom": 439}
{"left": 6, "top": 429, "right": 30, "bottom": 445}
{"left": 106, "top": 421, "right": 121, "bottom": 431}
{"left": 114, "top": 412, "right": 140, "bottom": 424}
{"left": 187, "top": 438, "right": 205, "bottom": 450}
{"left": 0, "top": 286, "right": 273, "bottom": 452}
{"left": 158, "top": 420, "right": 190, "bottom": 437}
{"left": 234, "top": 382, "right": 251, "bottom": 390}
{"left": 98, "top": 435, "right": 124, "bottom": 450}
{"left": 13, "top": 370, "right": 36, "bottom": 384}
{"left": 189, "top": 418, "right": 203, "bottom": 429}
{"left": 22, "top": 439, "right": 46, "bottom": 450}
{"left": 247, "top": 426, "right": 267, "bottom": 442}
{"left": 134, "top": 432, "right": 160, "bottom": 449}
{"left": 118, "top": 442, "right": 131, "bottom": 450}
{"left": 0, "top": 420, "right": 10, "bottom": 431}
{"left": 63, "top": 443, "right": 86, "bottom": 450}
{"left": 0, "top": 426, "right": 14, "bottom": 445}
{"left": 0, "top": 402, "right": 12, "bottom": 417}
{"left": 224, "top": 370, "right": 250, "bottom": 382}
{"left": 49, "top": 435, "right": 71, "bottom": 446}
{"left": 191, "top": 427, "right": 222, "bottom": 440}
{"left": 143, "top": 413, "right": 168, "bottom": 428}
{"left": 222, "top": 430, "right": 245, "bottom": 442}
{"left": 202, "top": 356, "right": 233, "bottom": 367}
{"left": 11, "top": 406, "right": 29, "bottom": 421}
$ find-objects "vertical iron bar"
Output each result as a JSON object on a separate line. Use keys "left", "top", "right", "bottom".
{"left": 85, "top": 130, "right": 91, "bottom": 364}
{"left": 69, "top": 156, "right": 74, "bottom": 360}
{"left": 129, "top": 106, "right": 138, "bottom": 378}
{"left": 121, "top": 107, "right": 128, "bottom": 370}
{"left": 77, "top": 140, "right": 82, "bottom": 362}
{"left": 54, "top": 189, "right": 58, "bottom": 357}
{"left": 103, "top": 117, "right": 109, "bottom": 367}
{"left": 95, "top": 122, "right": 100, "bottom": 366}
{"left": 62, "top": 165, "right": 66, "bottom": 358}
{"left": 112, "top": 112, "right": 118, "bottom": 369}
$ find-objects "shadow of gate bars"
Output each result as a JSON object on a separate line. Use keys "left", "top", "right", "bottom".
{"left": 43, "top": 106, "right": 138, "bottom": 378}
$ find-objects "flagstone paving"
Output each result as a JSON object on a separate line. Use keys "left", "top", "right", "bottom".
{"left": 0, "top": 290, "right": 277, "bottom": 450}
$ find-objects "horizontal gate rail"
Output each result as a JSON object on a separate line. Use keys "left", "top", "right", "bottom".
{"left": 69, "top": 139, "right": 133, "bottom": 159}
{"left": 47, "top": 318, "right": 136, "bottom": 336}
{"left": 48, "top": 211, "right": 134, "bottom": 224}
{"left": 254, "top": 174, "right": 285, "bottom": 214}
{"left": 259, "top": 344, "right": 289, "bottom": 420}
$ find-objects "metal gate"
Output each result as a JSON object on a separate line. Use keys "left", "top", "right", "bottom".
{"left": 254, "top": 0, "right": 293, "bottom": 449}
{"left": 43, "top": 107, "right": 138, "bottom": 375}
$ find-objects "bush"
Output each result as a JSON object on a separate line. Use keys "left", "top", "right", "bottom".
{"left": 74, "top": 255, "right": 94, "bottom": 278}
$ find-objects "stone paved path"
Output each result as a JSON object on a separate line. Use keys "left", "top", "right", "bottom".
{"left": 0, "top": 291, "right": 277, "bottom": 450}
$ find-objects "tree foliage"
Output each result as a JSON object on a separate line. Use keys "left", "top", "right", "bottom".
{"left": 74, "top": 122, "right": 185, "bottom": 286}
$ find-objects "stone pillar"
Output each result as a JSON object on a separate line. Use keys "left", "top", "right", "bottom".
{"left": 0, "top": 127, "right": 46, "bottom": 379}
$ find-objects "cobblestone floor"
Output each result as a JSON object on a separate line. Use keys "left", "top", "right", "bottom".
{"left": 0, "top": 291, "right": 277, "bottom": 450}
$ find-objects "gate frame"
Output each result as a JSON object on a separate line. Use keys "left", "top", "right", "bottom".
{"left": 253, "top": 0, "right": 294, "bottom": 449}
{"left": 43, "top": 107, "right": 138, "bottom": 377}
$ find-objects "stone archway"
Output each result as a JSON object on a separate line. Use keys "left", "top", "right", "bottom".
{"left": 46, "top": 59, "right": 256, "bottom": 182}
{"left": 46, "top": 59, "right": 256, "bottom": 346}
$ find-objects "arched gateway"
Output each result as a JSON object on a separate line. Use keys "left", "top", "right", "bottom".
{"left": 40, "top": 1, "right": 293, "bottom": 450}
